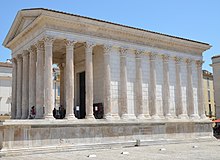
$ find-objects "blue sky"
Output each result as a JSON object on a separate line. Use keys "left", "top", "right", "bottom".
{"left": 0, "top": 0, "right": 219, "bottom": 72}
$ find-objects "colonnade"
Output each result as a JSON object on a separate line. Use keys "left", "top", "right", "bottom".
{"left": 10, "top": 36, "right": 206, "bottom": 120}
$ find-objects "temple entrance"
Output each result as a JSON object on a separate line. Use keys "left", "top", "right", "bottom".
{"left": 78, "top": 71, "right": 86, "bottom": 119}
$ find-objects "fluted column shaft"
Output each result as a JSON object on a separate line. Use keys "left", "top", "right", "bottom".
{"left": 65, "top": 40, "right": 76, "bottom": 119}
{"left": 59, "top": 64, "right": 64, "bottom": 108}
{"left": 28, "top": 48, "right": 36, "bottom": 117}
{"left": 85, "top": 42, "right": 95, "bottom": 119}
{"left": 149, "top": 53, "right": 159, "bottom": 119}
{"left": 35, "top": 42, "right": 44, "bottom": 119}
{"left": 103, "top": 45, "right": 113, "bottom": 119}
{"left": 21, "top": 52, "right": 29, "bottom": 119}
{"left": 120, "top": 48, "right": 128, "bottom": 119}
{"left": 136, "top": 51, "right": 145, "bottom": 119}
{"left": 11, "top": 58, "right": 17, "bottom": 119}
{"left": 44, "top": 37, "right": 54, "bottom": 119}
{"left": 196, "top": 60, "right": 207, "bottom": 119}
{"left": 16, "top": 55, "right": 22, "bottom": 119}
{"left": 175, "top": 57, "right": 188, "bottom": 119}
{"left": 162, "top": 55, "right": 172, "bottom": 118}
{"left": 186, "top": 59, "right": 199, "bottom": 119}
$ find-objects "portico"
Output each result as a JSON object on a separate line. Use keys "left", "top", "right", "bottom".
{"left": 0, "top": 8, "right": 213, "bottom": 156}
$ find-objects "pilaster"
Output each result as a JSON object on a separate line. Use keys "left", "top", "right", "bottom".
{"left": 175, "top": 57, "right": 188, "bottom": 119}
{"left": 162, "top": 55, "right": 172, "bottom": 119}
{"left": 186, "top": 59, "right": 199, "bottom": 119}
{"left": 149, "top": 53, "right": 159, "bottom": 119}
{"left": 196, "top": 60, "right": 208, "bottom": 119}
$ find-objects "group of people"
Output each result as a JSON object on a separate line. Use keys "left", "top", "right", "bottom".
{"left": 28, "top": 105, "right": 66, "bottom": 119}
{"left": 53, "top": 105, "right": 66, "bottom": 119}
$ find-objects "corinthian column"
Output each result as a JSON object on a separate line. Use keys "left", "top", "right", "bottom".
{"left": 196, "top": 60, "right": 207, "bottom": 119}
{"left": 103, "top": 45, "right": 113, "bottom": 120}
{"left": 135, "top": 50, "right": 146, "bottom": 119}
{"left": 175, "top": 57, "right": 188, "bottom": 119}
{"left": 58, "top": 63, "right": 65, "bottom": 108}
{"left": 120, "top": 48, "right": 128, "bottom": 119}
{"left": 44, "top": 37, "right": 54, "bottom": 119}
{"left": 149, "top": 53, "right": 159, "bottom": 119}
{"left": 162, "top": 55, "right": 172, "bottom": 119}
{"left": 16, "top": 55, "right": 22, "bottom": 119}
{"left": 28, "top": 47, "right": 36, "bottom": 117}
{"left": 85, "top": 42, "right": 95, "bottom": 119}
{"left": 65, "top": 40, "right": 77, "bottom": 120}
{"left": 21, "top": 51, "right": 29, "bottom": 119}
{"left": 35, "top": 42, "right": 44, "bottom": 119}
{"left": 11, "top": 58, "right": 17, "bottom": 119}
{"left": 186, "top": 59, "right": 199, "bottom": 119}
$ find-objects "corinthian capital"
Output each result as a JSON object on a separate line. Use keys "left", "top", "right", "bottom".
{"left": 119, "top": 47, "right": 128, "bottom": 56}
{"left": 135, "top": 50, "right": 144, "bottom": 58}
{"left": 185, "top": 58, "right": 193, "bottom": 64}
{"left": 196, "top": 60, "right": 204, "bottom": 68}
{"left": 174, "top": 56, "right": 182, "bottom": 64}
{"left": 162, "top": 54, "right": 169, "bottom": 62}
{"left": 103, "top": 45, "right": 112, "bottom": 55}
{"left": 35, "top": 41, "right": 44, "bottom": 50}
{"left": 65, "top": 40, "right": 77, "bottom": 47}
{"left": 28, "top": 47, "right": 36, "bottom": 54}
{"left": 43, "top": 36, "right": 54, "bottom": 46}
{"left": 149, "top": 52, "right": 157, "bottom": 60}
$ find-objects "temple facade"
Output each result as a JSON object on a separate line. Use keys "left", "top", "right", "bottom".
{"left": 0, "top": 8, "right": 213, "bottom": 156}
{"left": 3, "top": 8, "right": 211, "bottom": 120}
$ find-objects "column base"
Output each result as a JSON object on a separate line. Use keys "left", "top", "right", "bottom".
{"left": 190, "top": 114, "right": 200, "bottom": 120}
{"left": 200, "top": 114, "right": 209, "bottom": 119}
{"left": 104, "top": 113, "right": 113, "bottom": 120}
{"left": 65, "top": 114, "right": 77, "bottom": 120}
{"left": 121, "top": 114, "right": 136, "bottom": 120}
{"left": 21, "top": 115, "right": 28, "bottom": 119}
{"left": 137, "top": 114, "right": 150, "bottom": 119}
{"left": 165, "top": 113, "right": 173, "bottom": 119}
{"left": 111, "top": 114, "right": 120, "bottom": 120}
{"left": 104, "top": 113, "right": 120, "bottom": 120}
{"left": 178, "top": 114, "right": 189, "bottom": 119}
{"left": 86, "top": 114, "right": 95, "bottom": 120}
{"left": 44, "top": 114, "right": 55, "bottom": 120}
{"left": 151, "top": 114, "right": 161, "bottom": 119}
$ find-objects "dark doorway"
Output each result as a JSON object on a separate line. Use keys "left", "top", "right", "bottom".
{"left": 79, "top": 71, "right": 86, "bottom": 119}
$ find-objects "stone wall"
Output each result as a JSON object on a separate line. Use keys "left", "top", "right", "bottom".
{"left": 0, "top": 120, "right": 213, "bottom": 156}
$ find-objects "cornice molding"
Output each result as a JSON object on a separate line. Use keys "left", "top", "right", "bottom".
{"left": 4, "top": 9, "right": 211, "bottom": 56}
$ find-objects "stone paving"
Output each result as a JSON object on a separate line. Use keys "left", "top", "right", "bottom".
{"left": 2, "top": 140, "right": 220, "bottom": 160}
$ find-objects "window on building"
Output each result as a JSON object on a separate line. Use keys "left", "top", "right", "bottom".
{"left": 58, "top": 86, "right": 60, "bottom": 96}
{"left": 209, "top": 104, "right": 212, "bottom": 118}
{"left": 207, "top": 78, "right": 210, "bottom": 89}
{"left": 208, "top": 90, "right": 211, "bottom": 102}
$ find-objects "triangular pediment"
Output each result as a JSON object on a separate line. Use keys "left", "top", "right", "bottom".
{"left": 3, "top": 9, "right": 42, "bottom": 48}
{"left": 14, "top": 16, "right": 37, "bottom": 37}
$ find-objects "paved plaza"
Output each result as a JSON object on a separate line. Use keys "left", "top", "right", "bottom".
{"left": 1, "top": 139, "right": 220, "bottom": 160}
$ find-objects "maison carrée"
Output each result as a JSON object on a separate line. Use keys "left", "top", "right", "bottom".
{"left": 0, "top": 8, "right": 213, "bottom": 156}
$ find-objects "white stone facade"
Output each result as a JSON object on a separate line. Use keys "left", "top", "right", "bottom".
{"left": 0, "top": 62, "right": 12, "bottom": 115}
{"left": 3, "top": 8, "right": 211, "bottom": 120}
{"left": 212, "top": 55, "right": 220, "bottom": 119}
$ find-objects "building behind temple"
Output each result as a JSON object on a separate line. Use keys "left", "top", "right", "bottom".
{"left": 202, "top": 70, "right": 215, "bottom": 119}
{"left": 0, "top": 61, "right": 12, "bottom": 115}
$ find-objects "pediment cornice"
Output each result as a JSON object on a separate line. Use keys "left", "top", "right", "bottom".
{"left": 4, "top": 9, "right": 211, "bottom": 56}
